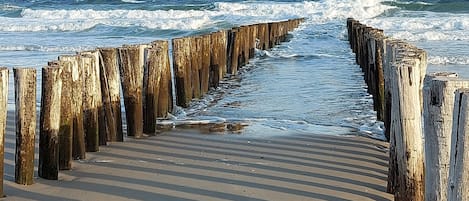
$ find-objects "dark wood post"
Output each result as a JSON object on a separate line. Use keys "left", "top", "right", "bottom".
{"left": 58, "top": 55, "right": 85, "bottom": 159}
{"left": 14, "top": 68, "right": 36, "bottom": 185}
{"left": 0, "top": 67, "right": 8, "bottom": 196}
{"left": 118, "top": 45, "right": 145, "bottom": 138}
{"left": 38, "top": 66, "right": 62, "bottom": 180}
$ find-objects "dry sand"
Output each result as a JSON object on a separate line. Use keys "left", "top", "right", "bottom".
{"left": 2, "top": 121, "right": 393, "bottom": 201}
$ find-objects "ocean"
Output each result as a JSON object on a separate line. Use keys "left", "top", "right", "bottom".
{"left": 0, "top": 0, "right": 468, "bottom": 141}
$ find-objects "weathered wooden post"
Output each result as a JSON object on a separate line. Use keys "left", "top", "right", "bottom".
{"left": 118, "top": 45, "right": 145, "bottom": 138}
{"left": 447, "top": 89, "right": 469, "bottom": 201}
{"left": 48, "top": 60, "right": 73, "bottom": 170}
{"left": 390, "top": 58, "right": 425, "bottom": 201}
{"left": 143, "top": 40, "right": 171, "bottom": 134}
{"left": 79, "top": 53, "right": 100, "bottom": 151}
{"left": 423, "top": 72, "right": 467, "bottom": 201}
{"left": 258, "top": 23, "right": 269, "bottom": 50}
{"left": 201, "top": 35, "right": 211, "bottom": 94}
{"left": 0, "top": 67, "right": 8, "bottom": 196}
{"left": 59, "top": 55, "right": 85, "bottom": 159}
{"left": 98, "top": 48, "right": 123, "bottom": 142}
{"left": 172, "top": 37, "right": 193, "bottom": 107}
{"left": 230, "top": 28, "right": 240, "bottom": 75}
{"left": 14, "top": 68, "right": 36, "bottom": 185}
{"left": 190, "top": 37, "right": 202, "bottom": 99}
{"left": 38, "top": 66, "right": 62, "bottom": 180}
{"left": 151, "top": 41, "right": 172, "bottom": 118}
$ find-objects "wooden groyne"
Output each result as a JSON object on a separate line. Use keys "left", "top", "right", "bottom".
{"left": 0, "top": 18, "right": 304, "bottom": 196}
{"left": 348, "top": 18, "right": 469, "bottom": 201}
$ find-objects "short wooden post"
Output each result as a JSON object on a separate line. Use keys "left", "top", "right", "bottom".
{"left": 38, "top": 66, "right": 62, "bottom": 180}
{"left": 0, "top": 67, "right": 8, "bottom": 196}
{"left": 447, "top": 89, "right": 469, "bottom": 201}
{"left": 79, "top": 53, "right": 100, "bottom": 151}
{"left": 14, "top": 68, "right": 36, "bottom": 185}
{"left": 172, "top": 37, "right": 193, "bottom": 107}
{"left": 49, "top": 60, "right": 73, "bottom": 170}
{"left": 98, "top": 48, "right": 123, "bottom": 142}
{"left": 190, "top": 37, "right": 202, "bottom": 99}
{"left": 390, "top": 59, "right": 425, "bottom": 201}
{"left": 200, "top": 35, "right": 211, "bottom": 94}
{"left": 423, "top": 73, "right": 468, "bottom": 201}
{"left": 118, "top": 45, "right": 145, "bottom": 138}
{"left": 151, "top": 41, "right": 172, "bottom": 118}
{"left": 58, "top": 55, "right": 85, "bottom": 159}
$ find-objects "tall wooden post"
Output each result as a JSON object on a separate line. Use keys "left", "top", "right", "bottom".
{"left": 423, "top": 73, "right": 468, "bottom": 201}
{"left": 200, "top": 35, "right": 211, "bottom": 94}
{"left": 49, "top": 60, "right": 73, "bottom": 170}
{"left": 0, "top": 68, "right": 8, "bottom": 196}
{"left": 190, "top": 37, "right": 202, "bottom": 99}
{"left": 230, "top": 28, "right": 240, "bottom": 75}
{"left": 151, "top": 41, "right": 172, "bottom": 118}
{"left": 172, "top": 37, "right": 193, "bottom": 107}
{"left": 14, "top": 68, "right": 36, "bottom": 185}
{"left": 79, "top": 53, "right": 100, "bottom": 151}
{"left": 38, "top": 66, "right": 62, "bottom": 180}
{"left": 118, "top": 45, "right": 145, "bottom": 138}
{"left": 390, "top": 58, "right": 425, "bottom": 201}
{"left": 448, "top": 89, "right": 469, "bottom": 201}
{"left": 98, "top": 48, "right": 123, "bottom": 142}
{"left": 59, "top": 55, "right": 85, "bottom": 159}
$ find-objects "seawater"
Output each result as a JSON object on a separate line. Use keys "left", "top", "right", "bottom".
{"left": 0, "top": 0, "right": 468, "bottom": 140}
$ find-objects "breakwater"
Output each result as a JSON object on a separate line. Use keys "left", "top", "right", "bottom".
{"left": 348, "top": 18, "right": 469, "bottom": 201}
{"left": 0, "top": 18, "right": 304, "bottom": 196}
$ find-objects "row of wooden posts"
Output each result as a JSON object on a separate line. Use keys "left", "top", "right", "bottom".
{"left": 347, "top": 18, "right": 469, "bottom": 201}
{"left": 0, "top": 18, "right": 304, "bottom": 196}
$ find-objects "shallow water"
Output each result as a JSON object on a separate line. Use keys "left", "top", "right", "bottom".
{"left": 1, "top": 0, "right": 468, "bottom": 140}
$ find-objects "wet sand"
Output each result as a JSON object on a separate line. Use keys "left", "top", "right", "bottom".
{"left": 2, "top": 124, "right": 393, "bottom": 201}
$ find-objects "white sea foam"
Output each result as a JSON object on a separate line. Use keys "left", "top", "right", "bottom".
{"left": 0, "top": 44, "right": 94, "bottom": 52}
{"left": 0, "top": 0, "right": 395, "bottom": 32}
{"left": 428, "top": 56, "right": 469, "bottom": 65}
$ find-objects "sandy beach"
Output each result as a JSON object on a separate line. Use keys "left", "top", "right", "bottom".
{"left": 2, "top": 120, "right": 393, "bottom": 201}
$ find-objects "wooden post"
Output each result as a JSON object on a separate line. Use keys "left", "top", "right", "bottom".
{"left": 98, "top": 48, "right": 123, "bottom": 142}
{"left": 390, "top": 58, "right": 425, "bottom": 201}
{"left": 58, "top": 55, "right": 85, "bottom": 159}
{"left": 190, "top": 37, "right": 202, "bottom": 99}
{"left": 448, "top": 89, "right": 469, "bottom": 201}
{"left": 258, "top": 23, "right": 269, "bottom": 50}
{"left": 49, "top": 60, "right": 73, "bottom": 170}
{"left": 172, "top": 37, "right": 193, "bottom": 107}
{"left": 151, "top": 41, "right": 172, "bottom": 118}
{"left": 14, "top": 68, "right": 36, "bottom": 185}
{"left": 82, "top": 51, "right": 106, "bottom": 146}
{"left": 79, "top": 53, "right": 100, "bottom": 151}
{"left": 118, "top": 45, "right": 145, "bottom": 138}
{"left": 230, "top": 28, "right": 240, "bottom": 75}
{"left": 38, "top": 66, "right": 62, "bottom": 180}
{"left": 143, "top": 40, "right": 171, "bottom": 134}
{"left": 0, "top": 67, "right": 8, "bottom": 196}
{"left": 200, "top": 35, "right": 211, "bottom": 94}
{"left": 423, "top": 73, "right": 467, "bottom": 201}
{"left": 249, "top": 24, "right": 258, "bottom": 58}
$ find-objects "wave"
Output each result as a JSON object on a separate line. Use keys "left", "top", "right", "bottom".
{"left": 0, "top": 0, "right": 396, "bottom": 32}
{"left": 428, "top": 55, "right": 469, "bottom": 65}
{"left": 0, "top": 44, "right": 95, "bottom": 52}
